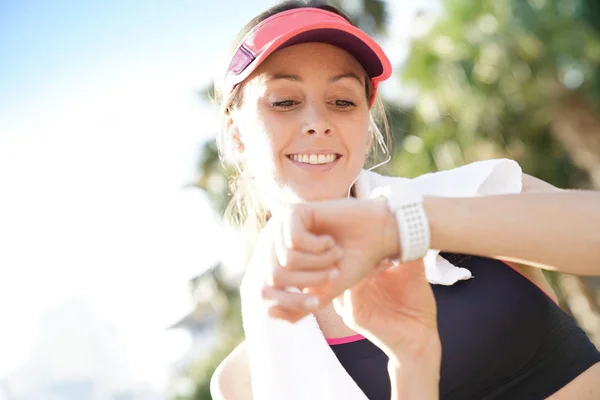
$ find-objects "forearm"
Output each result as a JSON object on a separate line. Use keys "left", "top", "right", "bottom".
{"left": 424, "top": 191, "right": 600, "bottom": 274}
{"left": 387, "top": 340, "right": 441, "bottom": 400}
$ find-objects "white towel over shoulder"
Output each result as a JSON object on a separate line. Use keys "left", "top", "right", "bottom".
{"left": 241, "top": 158, "right": 523, "bottom": 400}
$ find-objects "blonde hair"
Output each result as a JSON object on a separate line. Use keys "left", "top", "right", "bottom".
{"left": 214, "top": 1, "right": 393, "bottom": 258}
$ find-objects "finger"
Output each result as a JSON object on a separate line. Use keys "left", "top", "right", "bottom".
{"left": 269, "top": 264, "right": 340, "bottom": 288}
{"left": 282, "top": 205, "right": 335, "bottom": 253}
{"left": 278, "top": 246, "right": 344, "bottom": 270}
{"left": 273, "top": 219, "right": 339, "bottom": 271}
{"left": 261, "top": 286, "right": 321, "bottom": 317}
{"left": 273, "top": 230, "right": 343, "bottom": 270}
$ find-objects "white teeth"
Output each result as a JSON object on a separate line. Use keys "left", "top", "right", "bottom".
{"left": 290, "top": 153, "right": 337, "bottom": 165}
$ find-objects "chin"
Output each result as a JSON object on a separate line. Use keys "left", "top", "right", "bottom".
{"left": 291, "top": 184, "right": 350, "bottom": 203}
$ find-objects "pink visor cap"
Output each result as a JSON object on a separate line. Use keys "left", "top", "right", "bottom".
{"left": 223, "top": 8, "right": 393, "bottom": 108}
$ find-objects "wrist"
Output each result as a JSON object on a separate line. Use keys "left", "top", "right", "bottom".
{"left": 388, "top": 357, "right": 440, "bottom": 400}
{"left": 387, "top": 333, "right": 442, "bottom": 366}
{"left": 370, "top": 181, "right": 430, "bottom": 263}
{"left": 387, "top": 337, "right": 441, "bottom": 400}
{"left": 371, "top": 197, "right": 402, "bottom": 260}
{"left": 422, "top": 196, "right": 460, "bottom": 253}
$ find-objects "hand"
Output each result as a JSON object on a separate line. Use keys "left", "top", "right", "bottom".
{"left": 255, "top": 214, "right": 344, "bottom": 323}
{"left": 333, "top": 259, "right": 440, "bottom": 359}
{"left": 286, "top": 196, "right": 401, "bottom": 306}
{"left": 256, "top": 196, "right": 398, "bottom": 321}
{"left": 261, "top": 198, "right": 441, "bottom": 400}
{"left": 263, "top": 197, "right": 439, "bottom": 358}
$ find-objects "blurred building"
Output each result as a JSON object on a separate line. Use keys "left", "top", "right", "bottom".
{"left": 166, "top": 267, "right": 222, "bottom": 373}
{"left": 5, "top": 296, "right": 161, "bottom": 400}
{"left": 165, "top": 263, "right": 243, "bottom": 398}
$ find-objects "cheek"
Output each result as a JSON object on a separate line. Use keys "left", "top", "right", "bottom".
{"left": 343, "top": 120, "right": 371, "bottom": 161}
{"left": 252, "top": 114, "right": 292, "bottom": 161}
{"left": 243, "top": 123, "right": 288, "bottom": 178}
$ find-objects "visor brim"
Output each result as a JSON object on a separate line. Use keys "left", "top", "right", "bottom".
{"left": 226, "top": 21, "right": 392, "bottom": 91}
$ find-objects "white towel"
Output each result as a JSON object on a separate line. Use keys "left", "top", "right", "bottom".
{"left": 241, "top": 158, "right": 523, "bottom": 400}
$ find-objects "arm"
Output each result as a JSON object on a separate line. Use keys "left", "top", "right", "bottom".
{"left": 387, "top": 338, "right": 441, "bottom": 400}
{"left": 331, "top": 257, "right": 442, "bottom": 400}
{"left": 500, "top": 174, "right": 562, "bottom": 301}
{"left": 210, "top": 341, "right": 253, "bottom": 400}
{"left": 273, "top": 178, "right": 598, "bottom": 307}
{"left": 398, "top": 190, "right": 600, "bottom": 275}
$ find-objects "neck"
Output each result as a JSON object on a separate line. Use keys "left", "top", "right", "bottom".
{"left": 262, "top": 170, "right": 364, "bottom": 219}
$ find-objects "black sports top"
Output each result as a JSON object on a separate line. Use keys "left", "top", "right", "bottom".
{"left": 329, "top": 254, "right": 600, "bottom": 400}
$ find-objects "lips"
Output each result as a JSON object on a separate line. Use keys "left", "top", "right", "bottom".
{"left": 287, "top": 153, "right": 339, "bottom": 165}
{"left": 286, "top": 151, "right": 342, "bottom": 172}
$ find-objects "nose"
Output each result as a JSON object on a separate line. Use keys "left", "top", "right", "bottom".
{"left": 307, "top": 126, "right": 332, "bottom": 135}
{"left": 302, "top": 103, "right": 332, "bottom": 136}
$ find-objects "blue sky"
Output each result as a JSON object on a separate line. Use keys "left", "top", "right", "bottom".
{"left": 0, "top": 0, "right": 439, "bottom": 395}
{"left": 0, "top": 0, "right": 273, "bottom": 391}
{"left": 1, "top": 0, "right": 261, "bottom": 127}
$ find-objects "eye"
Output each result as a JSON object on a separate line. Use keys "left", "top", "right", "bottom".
{"left": 331, "top": 100, "right": 356, "bottom": 109}
{"left": 271, "top": 99, "right": 299, "bottom": 108}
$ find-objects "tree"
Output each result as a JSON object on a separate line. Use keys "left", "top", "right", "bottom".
{"left": 401, "top": 0, "right": 600, "bottom": 344}
{"left": 401, "top": 0, "right": 600, "bottom": 185}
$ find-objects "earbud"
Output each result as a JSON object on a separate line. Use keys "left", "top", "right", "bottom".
{"left": 366, "top": 126, "right": 374, "bottom": 146}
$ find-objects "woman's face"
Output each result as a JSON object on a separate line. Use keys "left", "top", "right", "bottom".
{"left": 229, "top": 42, "right": 372, "bottom": 204}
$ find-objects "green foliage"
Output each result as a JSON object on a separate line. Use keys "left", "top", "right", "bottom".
{"left": 192, "top": 139, "right": 233, "bottom": 215}
{"left": 400, "top": 0, "right": 600, "bottom": 187}
{"left": 171, "top": 266, "right": 244, "bottom": 400}
{"left": 174, "top": 322, "right": 244, "bottom": 400}
{"left": 330, "top": 0, "right": 388, "bottom": 36}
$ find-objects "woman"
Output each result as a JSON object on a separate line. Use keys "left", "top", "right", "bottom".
{"left": 210, "top": 1, "right": 600, "bottom": 399}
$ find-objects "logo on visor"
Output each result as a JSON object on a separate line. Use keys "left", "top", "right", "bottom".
{"left": 229, "top": 45, "right": 257, "bottom": 76}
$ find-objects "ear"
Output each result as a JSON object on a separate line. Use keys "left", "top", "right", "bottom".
{"left": 226, "top": 116, "right": 245, "bottom": 155}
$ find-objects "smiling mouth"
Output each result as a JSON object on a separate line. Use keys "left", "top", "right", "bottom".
{"left": 286, "top": 153, "right": 341, "bottom": 165}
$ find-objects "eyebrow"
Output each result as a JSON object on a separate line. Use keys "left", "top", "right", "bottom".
{"left": 329, "top": 72, "right": 364, "bottom": 85}
{"left": 266, "top": 72, "right": 364, "bottom": 85}
{"left": 268, "top": 73, "right": 302, "bottom": 82}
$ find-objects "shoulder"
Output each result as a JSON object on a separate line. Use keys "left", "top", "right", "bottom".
{"left": 210, "top": 340, "right": 253, "bottom": 400}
